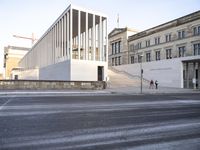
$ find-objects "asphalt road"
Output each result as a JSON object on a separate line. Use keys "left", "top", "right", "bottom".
{"left": 0, "top": 93, "right": 200, "bottom": 150}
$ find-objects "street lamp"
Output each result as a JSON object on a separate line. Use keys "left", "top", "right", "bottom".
{"left": 140, "top": 54, "right": 143, "bottom": 94}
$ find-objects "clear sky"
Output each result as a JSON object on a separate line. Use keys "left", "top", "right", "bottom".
{"left": 0, "top": 0, "right": 200, "bottom": 73}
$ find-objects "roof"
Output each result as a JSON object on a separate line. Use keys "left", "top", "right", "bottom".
{"left": 4, "top": 45, "right": 30, "bottom": 51}
{"left": 108, "top": 27, "right": 139, "bottom": 38}
{"left": 128, "top": 10, "right": 200, "bottom": 42}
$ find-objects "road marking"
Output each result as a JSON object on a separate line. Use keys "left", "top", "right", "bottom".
{"left": 0, "top": 98, "right": 13, "bottom": 110}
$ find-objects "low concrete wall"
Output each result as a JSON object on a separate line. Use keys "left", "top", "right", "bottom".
{"left": 0, "top": 80, "right": 106, "bottom": 90}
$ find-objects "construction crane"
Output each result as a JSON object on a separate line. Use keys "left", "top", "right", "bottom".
{"left": 13, "top": 33, "right": 37, "bottom": 45}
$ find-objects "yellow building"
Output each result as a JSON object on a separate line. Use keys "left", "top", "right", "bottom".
{"left": 4, "top": 45, "right": 29, "bottom": 79}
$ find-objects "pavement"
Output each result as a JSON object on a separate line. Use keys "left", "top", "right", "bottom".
{"left": 1, "top": 94, "right": 200, "bottom": 149}
{"left": 0, "top": 85, "right": 199, "bottom": 96}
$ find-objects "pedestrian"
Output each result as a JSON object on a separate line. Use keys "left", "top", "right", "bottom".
{"left": 155, "top": 80, "right": 158, "bottom": 89}
{"left": 106, "top": 76, "right": 110, "bottom": 88}
{"left": 149, "top": 80, "right": 154, "bottom": 89}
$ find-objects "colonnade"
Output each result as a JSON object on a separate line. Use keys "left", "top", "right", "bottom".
{"left": 19, "top": 5, "right": 107, "bottom": 69}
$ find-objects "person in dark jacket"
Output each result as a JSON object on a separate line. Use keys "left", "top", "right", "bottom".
{"left": 155, "top": 80, "right": 158, "bottom": 89}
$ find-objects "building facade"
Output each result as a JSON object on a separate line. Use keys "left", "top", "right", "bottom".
{"left": 3, "top": 45, "right": 29, "bottom": 79}
{"left": 19, "top": 4, "right": 108, "bottom": 81}
{"left": 109, "top": 11, "right": 200, "bottom": 89}
{"left": 108, "top": 28, "right": 138, "bottom": 66}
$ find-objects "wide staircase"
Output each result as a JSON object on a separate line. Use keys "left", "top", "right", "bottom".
{"left": 107, "top": 67, "right": 149, "bottom": 88}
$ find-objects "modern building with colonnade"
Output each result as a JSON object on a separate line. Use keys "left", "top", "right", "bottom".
{"left": 19, "top": 4, "right": 108, "bottom": 81}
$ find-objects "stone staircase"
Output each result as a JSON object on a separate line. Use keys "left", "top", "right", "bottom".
{"left": 107, "top": 67, "right": 149, "bottom": 88}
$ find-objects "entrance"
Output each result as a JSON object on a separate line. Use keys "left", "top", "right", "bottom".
{"left": 98, "top": 66, "right": 103, "bottom": 81}
{"left": 183, "top": 61, "right": 200, "bottom": 89}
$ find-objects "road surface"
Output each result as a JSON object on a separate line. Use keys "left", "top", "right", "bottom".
{"left": 0, "top": 93, "right": 200, "bottom": 150}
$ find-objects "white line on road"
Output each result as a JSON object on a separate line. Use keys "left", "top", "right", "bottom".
{"left": 0, "top": 98, "right": 13, "bottom": 110}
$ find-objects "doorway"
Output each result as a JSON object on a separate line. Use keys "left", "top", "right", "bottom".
{"left": 98, "top": 66, "right": 104, "bottom": 81}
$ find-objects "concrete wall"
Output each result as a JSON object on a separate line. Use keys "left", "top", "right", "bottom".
{"left": 19, "top": 68, "right": 39, "bottom": 80}
{"left": 38, "top": 59, "right": 107, "bottom": 81}
{"left": 39, "top": 60, "right": 71, "bottom": 80}
{"left": 114, "top": 58, "right": 183, "bottom": 88}
{"left": 71, "top": 59, "right": 107, "bottom": 81}
{"left": 0, "top": 80, "right": 106, "bottom": 90}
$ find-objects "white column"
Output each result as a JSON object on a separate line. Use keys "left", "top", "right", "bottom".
{"left": 58, "top": 21, "right": 60, "bottom": 59}
{"left": 102, "top": 18, "right": 104, "bottom": 61}
{"left": 61, "top": 17, "right": 64, "bottom": 58}
{"left": 67, "top": 11, "right": 69, "bottom": 59}
{"left": 93, "top": 14, "right": 96, "bottom": 61}
{"left": 70, "top": 8, "right": 73, "bottom": 60}
{"left": 78, "top": 10, "right": 81, "bottom": 60}
{"left": 85, "top": 12, "right": 88, "bottom": 60}
{"left": 63, "top": 14, "right": 66, "bottom": 59}
{"left": 55, "top": 24, "right": 57, "bottom": 63}
{"left": 53, "top": 27, "right": 55, "bottom": 64}
{"left": 99, "top": 16, "right": 102, "bottom": 61}
{"left": 105, "top": 18, "right": 108, "bottom": 62}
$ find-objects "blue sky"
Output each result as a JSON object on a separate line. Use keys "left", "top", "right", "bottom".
{"left": 0, "top": 0, "right": 200, "bottom": 73}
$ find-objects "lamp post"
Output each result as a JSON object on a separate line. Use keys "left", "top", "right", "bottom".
{"left": 140, "top": 55, "right": 143, "bottom": 94}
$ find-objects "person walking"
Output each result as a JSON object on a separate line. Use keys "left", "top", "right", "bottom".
{"left": 155, "top": 80, "right": 158, "bottom": 89}
{"left": 149, "top": 80, "right": 154, "bottom": 89}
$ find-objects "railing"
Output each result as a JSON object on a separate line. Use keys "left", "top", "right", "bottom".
{"left": 108, "top": 66, "right": 150, "bottom": 83}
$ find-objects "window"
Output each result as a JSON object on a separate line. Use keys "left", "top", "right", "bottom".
{"left": 155, "top": 51, "right": 160, "bottom": 61}
{"left": 193, "top": 43, "right": 200, "bottom": 55}
{"left": 193, "top": 26, "right": 200, "bottom": 35}
{"left": 115, "top": 42, "right": 118, "bottom": 54}
{"left": 146, "top": 52, "right": 151, "bottom": 62}
{"left": 112, "top": 43, "right": 115, "bottom": 54}
{"left": 146, "top": 40, "right": 150, "bottom": 47}
{"left": 112, "top": 58, "right": 115, "bottom": 66}
{"left": 155, "top": 37, "right": 160, "bottom": 45}
{"left": 130, "top": 44, "right": 134, "bottom": 51}
{"left": 137, "top": 42, "right": 142, "bottom": 49}
{"left": 131, "top": 56, "right": 134, "bottom": 64}
{"left": 165, "top": 34, "right": 171, "bottom": 42}
{"left": 178, "top": 46, "right": 186, "bottom": 57}
{"left": 115, "top": 57, "right": 117, "bottom": 66}
{"left": 178, "top": 30, "right": 185, "bottom": 39}
{"left": 138, "top": 55, "right": 142, "bottom": 63}
{"left": 118, "top": 41, "right": 121, "bottom": 53}
{"left": 166, "top": 49, "right": 172, "bottom": 59}
{"left": 118, "top": 56, "right": 121, "bottom": 65}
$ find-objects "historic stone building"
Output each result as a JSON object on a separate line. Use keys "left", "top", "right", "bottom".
{"left": 108, "top": 28, "right": 138, "bottom": 66}
{"left": 19, "top": 4, "right": 108, "bottom": 81}
{"left": 3, "top": 45, "right": 29, "bottom": 79}
{"left": 109, "top": 11, "right": 200, "bottom": 89}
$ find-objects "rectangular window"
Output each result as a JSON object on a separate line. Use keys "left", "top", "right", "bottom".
{"left": 138, "top": 55, "right": 142, "bottom": 63}
{"left": 112, "top": 58, "right": 114, "bottom": 66}
{"left": 118, "top": 56, "right": 121, "bottom": 65}
{"left": 118, "top": 41, "right": 121, "bottom": 53}
{"left": 193, "top": 43, "right": 200, "bottom": 55}
{"left": 166, "top": 49, "right": 172, "bottom": 59}
{"left": 115, "top": 57, "right": 117, "bottom": 66}
{"left": 112, "top": 43, "right": 115, "bottom": 54}
{"left": 130, "top": 44, "right": 134, "bottom": 51}
{"left": 178, "top": 30, "right": 185, "bottom": 39}
{"left": 131, "top": 56, "right": 134, "bottom": 64}
{"left": 146, "top": 40, "right": 150, "bottom": 47}
{"left": 146, "top": 52, "right": 151, "bottom": 62}
{"left": 155, "top": 37, "right": 160, "bottom": 45}
{"left": 137, "top": 42, "right": 142, "bottom": 49}
{"left": 155, "top": 51, "right": 160, "bottom": 61}
{"left": 115, "top": 42, "right": 118, "bottom": 54}
{"left": 193, "top": 26, "right": 200, "bottom": 35}
{"left": 178, "top": 46, "right": 186, "bottom": 57}
{"left": 165, "top": 34, "right": 171, "bottom": 42}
